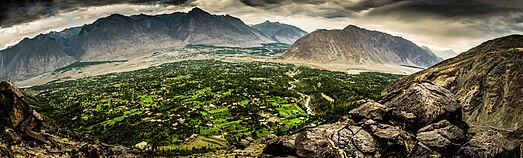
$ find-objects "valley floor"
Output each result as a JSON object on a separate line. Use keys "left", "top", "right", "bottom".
{"left": 16, "top": 45, "right": 421, "bottom": 87}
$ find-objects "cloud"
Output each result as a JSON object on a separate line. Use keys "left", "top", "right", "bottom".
{"left": 1, "top": 0, "right": 523, "bottom": 53}
{"left": 0, "top": 0, "right": 192, "bottom": 27}
{"left": 235, "top": 0, "right": 523, "bottom": 52}
{"left": 0, "top": 4, "right": 192, "bottom": 50}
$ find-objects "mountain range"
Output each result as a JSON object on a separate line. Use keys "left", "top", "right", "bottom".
{"left": 0, "top": 7, "right": 276, "bottom": 81}
{"left": 421, "top": 46, "right": 457, "bottom": 59}
{"left": 251, "top": 21, "right": 308, "bottom": 44}
{"left": 283, "top": 25, "right": 443, "bottom": 67}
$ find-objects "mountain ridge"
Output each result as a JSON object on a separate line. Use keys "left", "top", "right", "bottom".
{"left": 283, "top": 25, "right": 443, "bottom": 67}
{"left": 0, "top": 7, "right": 275, "bottom": 81}
{"left": 251, "top": 20, "right": 308, "bottom": 44}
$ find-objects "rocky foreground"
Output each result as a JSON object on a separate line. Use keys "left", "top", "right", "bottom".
{"left": 263, "top": 82, "right": 522, "bottom": 157}
{"left": 0, "top": 81, "right": 144, "bottom": 157}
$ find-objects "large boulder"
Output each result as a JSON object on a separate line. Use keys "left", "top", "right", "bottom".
{"left": 416, "top": 120, "right": 466, "bottom": 156}
{"left": 379, "top": 82, "right": 467, "bottom": 131}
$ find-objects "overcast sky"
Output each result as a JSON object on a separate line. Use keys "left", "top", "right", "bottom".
{"left": 1, "top": 0, "right": 523, "bottom": 52}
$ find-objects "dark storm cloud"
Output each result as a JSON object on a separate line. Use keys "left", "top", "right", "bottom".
{"left": 240, "top": 0, "right": 523, "bottom": 20}
{"left": 0, "top": 0, "right": 191, "bottom": 27}
{"left": 366, "top": 0, "right": 523, "bottom": 20}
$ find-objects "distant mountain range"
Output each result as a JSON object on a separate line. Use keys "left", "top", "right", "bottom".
{"left": 251, "top": 21, "right": 308, "bottom": 44}
{"left": 421, "top": 46, "right": 457, "bottom": 59}
{"left": 0, "top": 7, "right": 276, "bottom": 81}
{"left": 283, "top": 25, "right": 443, "bottom": 67}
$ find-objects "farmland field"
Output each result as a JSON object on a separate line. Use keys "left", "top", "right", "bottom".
{"left": 27, "top": 59, "right": 401, "bottom": 155}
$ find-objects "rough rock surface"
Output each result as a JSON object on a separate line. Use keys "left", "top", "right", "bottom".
{"left": 383, "top": 34, "right": 523, "bottom": 132}
{"left": 0, "top": 81, "right": 143, "bottom": 157}
{"left": 282, "top": 25, "right": 442, "bottom": 67}
{"left": 263, "top": 82, "right": 522, "bottom": 157}
{"left": 457, "top": 130, "right": 521, "bottom": 158}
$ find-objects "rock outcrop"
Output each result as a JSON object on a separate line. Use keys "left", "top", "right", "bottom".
{"left": 282, "top": 25, "right": 442, "bottom": 67}
{"left": 263, "top": 82, "right": 522, "bottom": 157}
{"left": 383, "top": 34, "right": 523, "bottom": 132}
{"left": 0, "top": 81, "right": 142, "bottom": 157}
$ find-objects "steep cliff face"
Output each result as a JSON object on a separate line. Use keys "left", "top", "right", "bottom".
{"left": 251, "top": 21, "right": 308, "bottom": 44}
{"left": 0, "top": 81, "right": 142, "bottom": 157}
{"left": 283, "top": 25, "right": 442, "bottom": 67}
{"left": 383, "top": 34, "right": 523, "bottom": 132}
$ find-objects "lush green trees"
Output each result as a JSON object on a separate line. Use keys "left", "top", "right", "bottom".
{"left": 29, "top": 60, "right": 401, "bottom": 154}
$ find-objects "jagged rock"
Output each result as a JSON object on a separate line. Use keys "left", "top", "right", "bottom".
{"left": 348, "top": 102, "right": 390, "bottom": 121}
{"left": 410, "top": 142, "right": 441, "bottom": 158}
{"left": 0, "top": 81, "right": 143, "bottom": 158}
{"left": 456, "top": 131, "right": 521, "bottom": 158}
{"left": 379, "top": 82, "right": 467, "bottom": 131}
{"left": 416, "top": 120, "right": 466, "bottom": 156}
{"left": 294, "top": 123, "right": 346, "bottom": 157}
{"left": 369, "top": 124, "right": 402, "bottom": 140}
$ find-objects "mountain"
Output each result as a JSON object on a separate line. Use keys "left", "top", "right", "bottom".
{"left": 251, "top": 20, "right": 308, "bottom": 44}
{"left": 0, "top": 81, "right": 142, "bottom": 157}
{"left": 0, "top": 7, "right": 274, "bottom": 81}
{"left": 171, "top": 8, "right": 273, "bottom": 46}
{"left": 0, "top": 34, "right": 76, "bottom": 81}
{"left": 283, "top": 25, "right": 443, "bottom": 67}
{"left": 383, "top": 35, "right": 523, "bottom": 132}
{"left": 421, "top": 46, "right": 457, "bottom": 59}
{"left": 71, "top": 14, "right": 184, "bottom": 61}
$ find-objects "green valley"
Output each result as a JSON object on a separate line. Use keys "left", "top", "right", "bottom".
{"left": 27, "top": 60, "right": 401, "bottom": 155}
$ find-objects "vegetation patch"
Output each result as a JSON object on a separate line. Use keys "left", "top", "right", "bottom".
{"left": 29, "top": 60, "right": 402, "bottom": 155}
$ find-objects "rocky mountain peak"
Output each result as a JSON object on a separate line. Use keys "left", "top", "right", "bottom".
{"left": 343, "top": 24, "right": 361, "bottom": 31}
{"left": 283, "top": 25, "right": 442, "bottom": 67}
{"left": 188, "top": 7, "right": 210, "bottom": 16}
